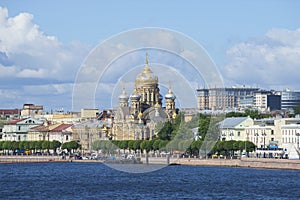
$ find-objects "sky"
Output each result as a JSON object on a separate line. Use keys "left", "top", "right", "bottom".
{"left": 0, "top": 0, "right": 300, "bottom": 111}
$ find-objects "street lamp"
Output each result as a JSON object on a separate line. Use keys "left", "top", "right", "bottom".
{"left": 261, "top": 130, "right": 267, "bottom": 158}
{"left": 296, "top": 130, "right": 300, "bottom": 160}
{"left": 229, "top": 131, "right": 234, "bottom": 158}
{"left": 254, "top": 132, "right": 259, "bottom": 149}
{"left": 296, "top": 131, "right": 300, "bottom": 149}
{"left": 229, "top": 131, "right": 234, "bottom": 141}
{"left": 262, "top": 130, "right": 267, "bottom": 149}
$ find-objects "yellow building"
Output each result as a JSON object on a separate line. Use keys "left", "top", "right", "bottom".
{"left": 112, "top": 54, "right": 177, "bottom": 140}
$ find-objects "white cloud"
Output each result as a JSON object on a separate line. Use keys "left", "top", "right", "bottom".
{"left": 0, "top": 7, "right": 90, "bottom": 81}
{"left": 0, "top": 7, "right": 91, "bottom": 110}
{"left": 222, "top": 28, "right": 300, "bottom": 90}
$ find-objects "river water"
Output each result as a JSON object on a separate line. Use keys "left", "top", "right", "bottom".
{"left": 0, "top": 162, "right": 299, "bottom": 199}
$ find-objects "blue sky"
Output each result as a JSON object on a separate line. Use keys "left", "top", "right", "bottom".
{"left": 0, "top": 0, "right": 300, "bottom": 111}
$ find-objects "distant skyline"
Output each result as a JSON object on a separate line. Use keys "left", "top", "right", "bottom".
{"left": 0, "top": 1, "right": 299, "bottom": 111}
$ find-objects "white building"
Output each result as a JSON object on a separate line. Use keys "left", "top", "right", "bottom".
{"left": 281, "top": 124, "right": 300, "bottom": 159}
{"left": 1, "top": 117, "right": 43, "bottom": 141}
{"left": 219, "top": 117, "right": 253, "bottom": 141}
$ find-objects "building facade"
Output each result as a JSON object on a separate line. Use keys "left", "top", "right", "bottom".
{"left": 197, "top": 87, "right": 259, "bottom": 110}
{"left": 280, "top": 89, "right": 300, "bottom": 110}
{"left": 1, "top": 117, "right": 43, "bottom": 141}
{"left": 111, "top": 55, "right": 177, "bottom": 140}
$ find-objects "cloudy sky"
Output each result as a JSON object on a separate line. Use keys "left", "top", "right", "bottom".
{"left": 0, "top": 0, "right": 299, "bottom": 111}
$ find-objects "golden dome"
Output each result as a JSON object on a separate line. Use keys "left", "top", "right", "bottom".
{"left": 138, "top": 112, "right": 143, "bottom": 118}
{"left": 172, "top": 112, "right": 177, "bottom": 119}
{"left": 130, "top": 88, "right": 141, "bottom": 101}
{"left": 165, "top": 86, "right": 176, "bottom": 100}
{"left": 135, "top": 53, "right": 158, "bottom": 86}
{"left": 154, "top": 102, "right": 160, "bottom": 108}
{"left": 119, "top": 87, "right": 129, "bottom": 101}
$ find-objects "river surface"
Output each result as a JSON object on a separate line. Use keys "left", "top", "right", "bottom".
{"left": 0, "top": 162, "right": 299, "bottom": 199}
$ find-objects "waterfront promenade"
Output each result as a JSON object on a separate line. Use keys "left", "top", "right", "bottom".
{"left": 1, "top": 155, "right": 299, "bottom": 170}
{"left": 0, "top": 155, "right": 67, "bottom": 163}
{"left": 139, "top": 157, "right": 300, "bottom": 170}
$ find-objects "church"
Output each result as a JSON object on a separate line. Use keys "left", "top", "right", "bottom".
{"left": 111, "top": 54, "right": 177, "bottom": 140}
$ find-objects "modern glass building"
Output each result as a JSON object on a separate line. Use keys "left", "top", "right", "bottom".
{"left": 281, "top": 89, "right": 300, "bottom": 110}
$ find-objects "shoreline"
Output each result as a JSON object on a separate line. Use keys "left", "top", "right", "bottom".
{"left": 1, "top": 156, "right": 300, "bottom": 170}
{"left": 171, "top": 158, "right": 300, "bottom": 170}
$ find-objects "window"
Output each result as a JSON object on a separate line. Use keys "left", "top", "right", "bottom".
{"left": 271, "top": 138, "right": 274, "bottom": 141}
{"left": 66, "top": 135, "right": 69, "bottom": 141}
{"left": 271, "top": 130, "right": 274, "bottom": 135}
{"left": 238, "top": 132, "right": 240, "bottom": 137}
{"left": 18, "top": 126, "right": 21, "bottom": 131}
{"left": 0, "top": 135, "right": 2, "bottom": 139}
{"left": 18, "top": 135, "right": 20, "bottom": 141}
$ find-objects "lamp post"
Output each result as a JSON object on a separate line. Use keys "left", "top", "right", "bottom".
{"left": 262, "top": 130, "right": 267, "bottom": 149}
{"left": 229, "top": 131, "right": 234, "bottom": 158}
{"left": 296, "top": 131, "right": 300, "bottom": 149}
{"left": 229, "top": 131, "right": 234, "bottom": 141}
{"left": 254, "top": 132, "right": 259, "bottom": 158}
{"left": 254, "top": 132, "right": 259, "bottom": 149}
{"left": 296, "top": 130, "right": 300, "bottom": 160}
{"left": 244, "top": 130, "right": 249, "bottom": 157}
{"left": 262, "top": 130, "right": 267, "bottom": 158}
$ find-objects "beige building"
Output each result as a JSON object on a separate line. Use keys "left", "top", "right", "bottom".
{"left": 28, "top": 122, "right": 73, "bottom": 143}
{"left": 1, "top": 117, "right": 43, "bottom": 141}
{"left": 197, "top": 87, "right": 259, "bottom": 110}
{"left": 219, "top": 117, "right": 254, "bottom": 141}
{"left": 20, "top": 104, "right": 43, "bottom": 117}
{"left": 112, "top": 54, "right": 176, "bottom": 140}
{"left": 72, "top": 120, "right": 106, "bottom": 153}
{"left": 42, "top": 113, "right": 81, "bottom": 123}
{"left": 81, "top": 109, "right": 99, "bottom": 119}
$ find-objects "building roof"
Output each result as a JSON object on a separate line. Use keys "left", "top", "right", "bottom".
{"left": 0, "top": 109, "right": 19, "bottom": 115}
{"left": 219, "top": 117, "right": 250, "bottom": 129}
{"left": 30, "top": 124, "right": 49, "bottom": 132}
{"left": 50, "top": 124, "right": 73, "bottom": 132}
{"left": 8, "top": 118, "right": 28, "bottom": 125}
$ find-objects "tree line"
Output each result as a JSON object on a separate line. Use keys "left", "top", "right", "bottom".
{"left": 0, "top": 140, "right": 81, "bottom": 154}
{"left": 91, "top": 139, "right": 255, "bottom": 157}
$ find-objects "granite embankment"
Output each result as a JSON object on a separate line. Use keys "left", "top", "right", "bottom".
{"left": 0, "top": 155, "right": 67, "bottom": 163}
{"left": 172, "top": 158, "right": 300, "bottom": 170}
{"left": 1, "top": 155, "right": 299, "bottom": 170}
{"left": 138, "top": 157, "right": 300, "bottom": 170}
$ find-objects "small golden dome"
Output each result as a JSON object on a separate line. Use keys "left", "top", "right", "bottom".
{"left": 138, "top": 112, "right": 143, "bottom": 118}
{"left": 154, "top": 102, "right": 161, "bottom": 109}
{"left": 119, "top": 87, "right": 129, "bottom": 101}
{"left": 135, "top": 53, "right": 158, "bottom": 85}
{"left": 172, "top": 112, "right": 177, "bottom": 119}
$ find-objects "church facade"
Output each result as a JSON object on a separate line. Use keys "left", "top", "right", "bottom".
{"left": 111, "top": 55, "right": 177, "bottom": 140}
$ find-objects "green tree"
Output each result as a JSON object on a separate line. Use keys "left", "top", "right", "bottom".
{"left": 133, "top": 140, "right": 142, "bottom": 153}
{"left": 191, "top": 140, "right": 202, "bottom": 155}
{"left": 198, "top": 117, "right": 210, "bottom": 140}
{"left": 23, "top": 141, "right": 30, "bottom": 150}
{"left": 35, "top": 141, "right": 42, "bottom": 152}
{"left": 3, "top": 141, "right": 12, "bottom": 154}
{"left": 19, "top": 141, "right": 26, "bottom": 150}
{"left": 152, "top": 140, "right": 161, "bottom": 151}
{"left": 140, "top": 140, "right": 152, "bottom": 153}
{"left": 128, "top": 140, "right": 135, "bottom": 153}
{"left": 119, "top": 140, "right": 128, "bottom": 152}
{"left": 157, "top": 121, "right": 173, "bottom": 140}
{"left": 50, "top": 140, "right": 61, "bottom": 153}
{"left": 294, "top": 104, "right": 300, "bottom": 115}
{"left": 42, "top": 141, "right": 51, "bottom": 154}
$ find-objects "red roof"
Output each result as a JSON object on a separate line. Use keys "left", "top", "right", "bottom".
{"left": 50, "top": 124, "right": 73, "bottom": 132}
{"left": 30, "top": 125, "right": 49, "bottom": 132}
{"left": 9, "top": 118, "right": 28, "bottom": 125}
{"left": 0, "top": 109, "right": 19, "bottom": 115}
